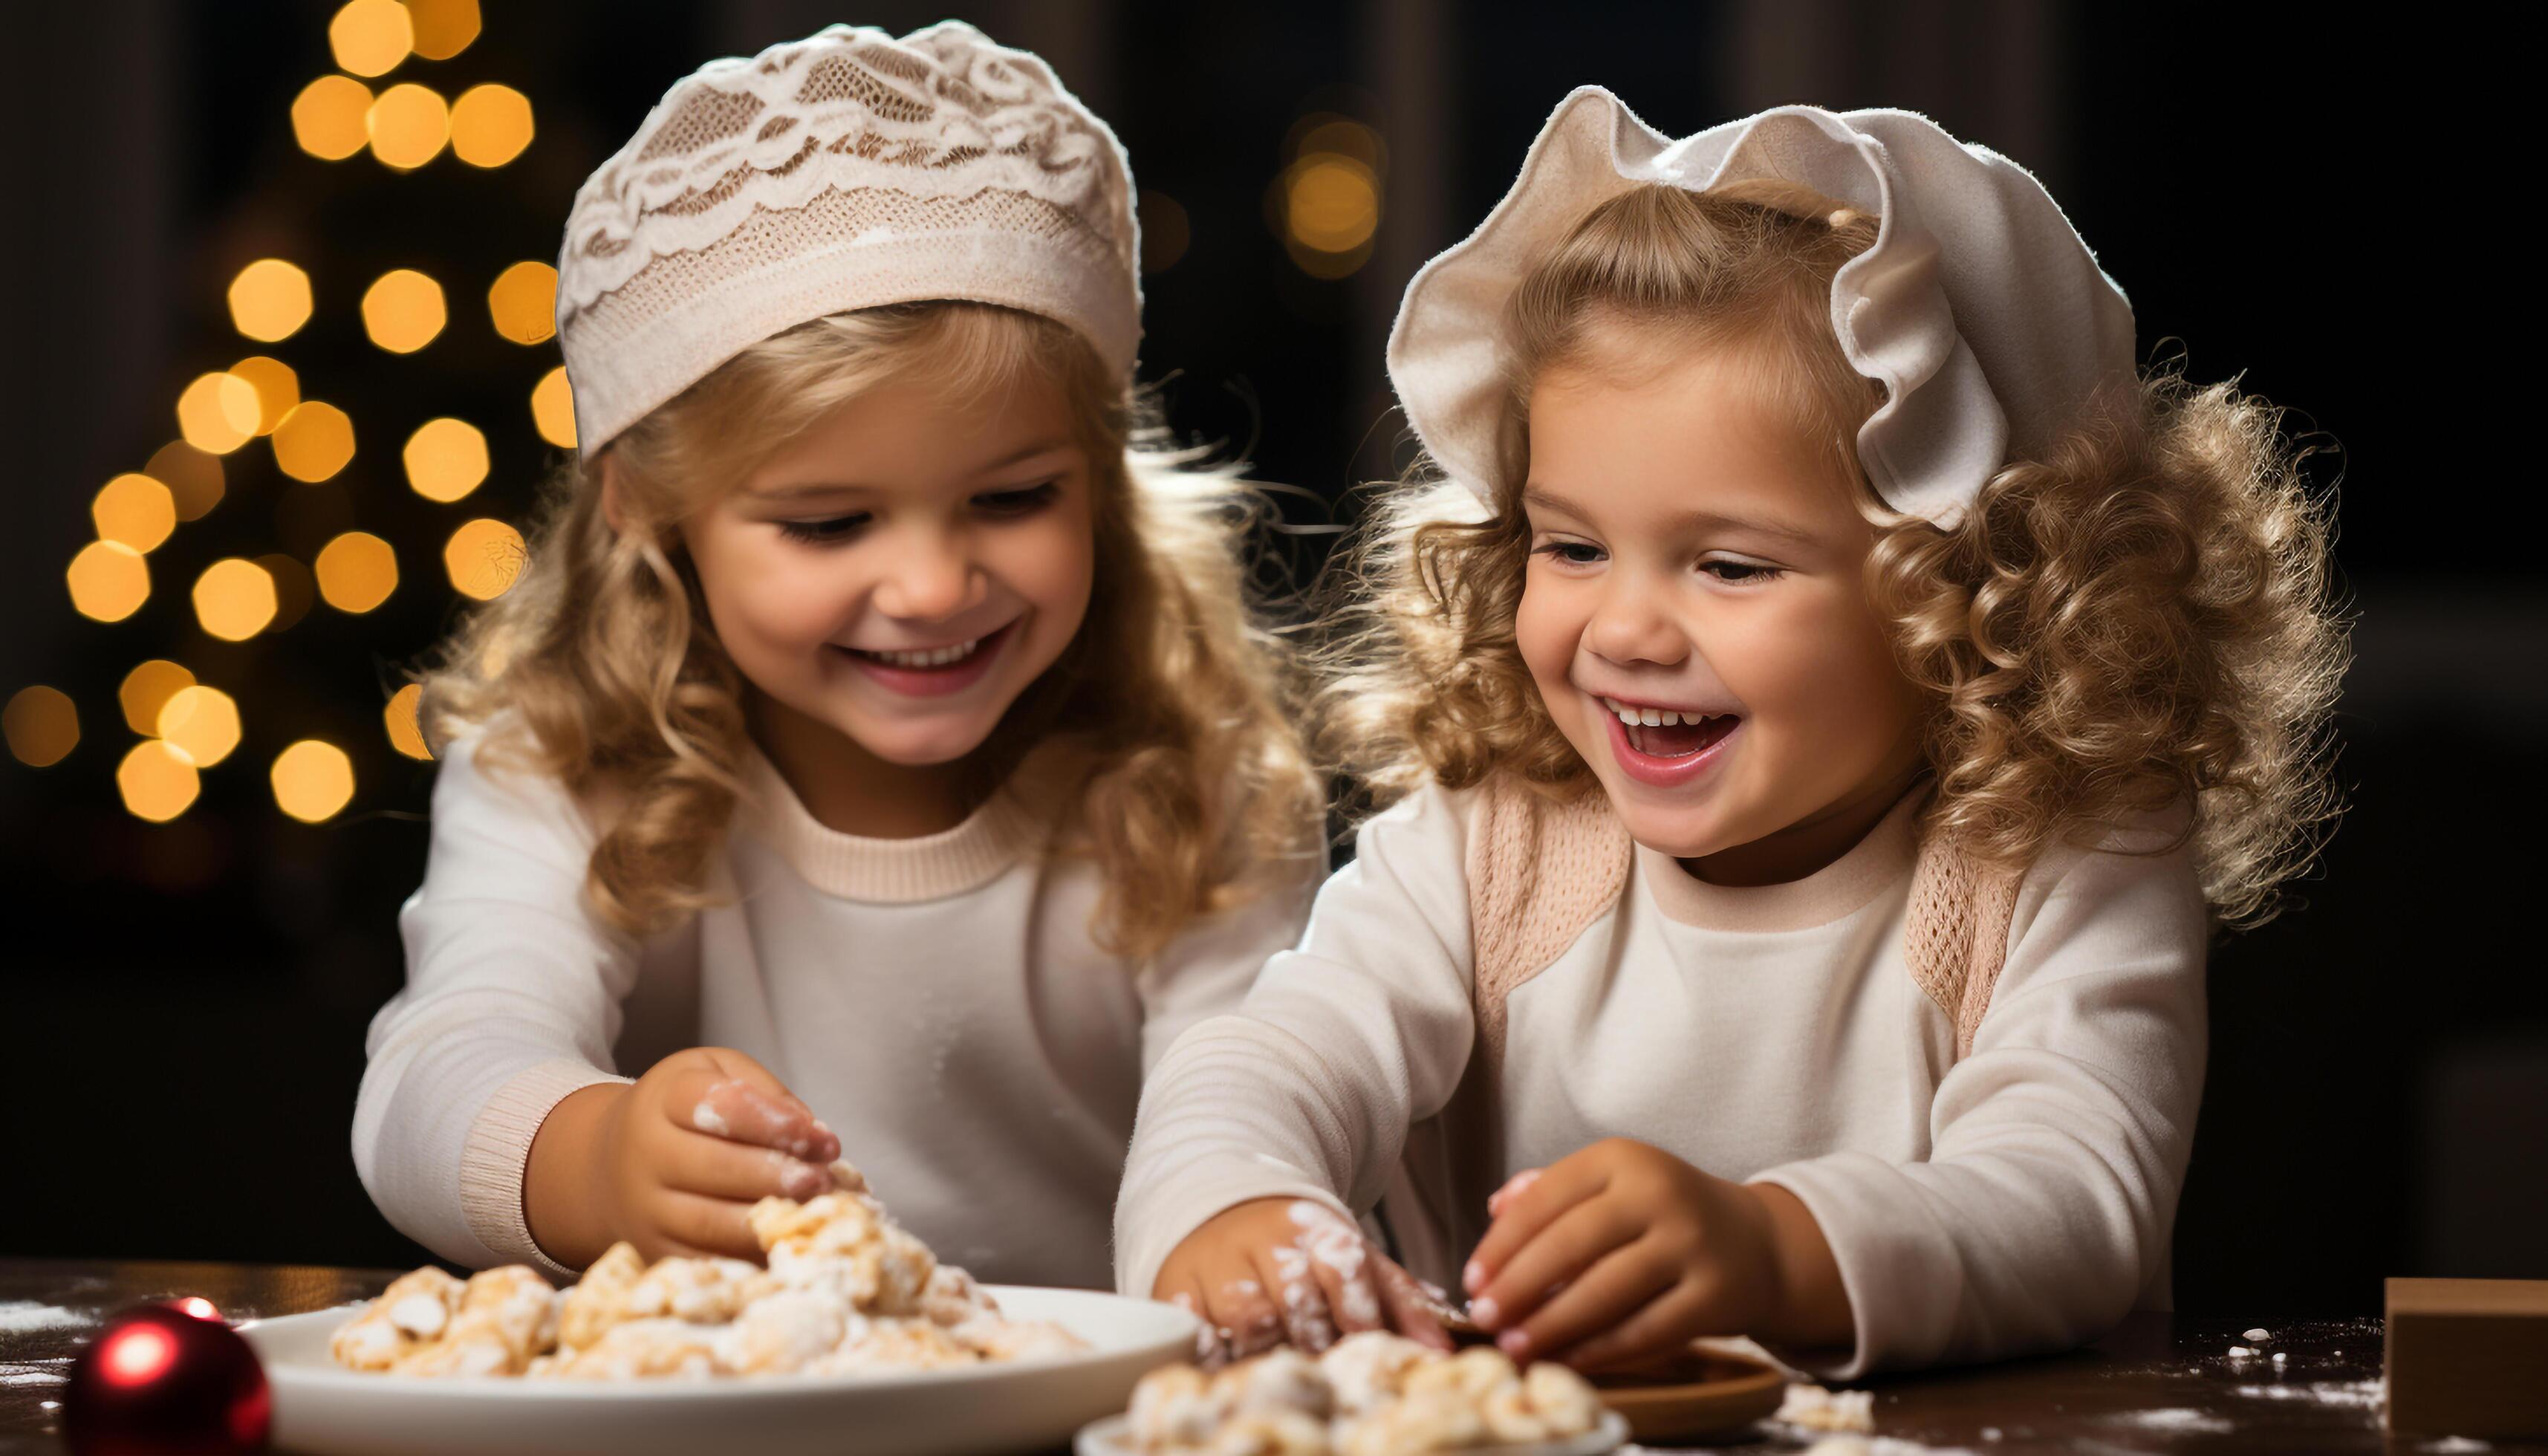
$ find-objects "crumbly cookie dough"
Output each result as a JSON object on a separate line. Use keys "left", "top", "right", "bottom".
{"left": 331, "top": 1160, "right": 1086, "bottom": 1379}
{"left": 1125, "top": 1332, "right": 1605, "bottom": 1455}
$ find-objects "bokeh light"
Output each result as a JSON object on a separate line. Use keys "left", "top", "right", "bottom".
{"left": 385, "top": 683, "right": 432, "bottom": 760}
{"left": 94, "top": 474, "right": 176, "bottom": 553}
{"left": 403, "top": 417, "right": 489, "bottom": 501}
{"left": 228, "top": 356, "right": 301, "bottom": 435}
{"left": 316, "top": 532, "right": 399, "bottom": 614}
{"left": 193, "top": 559, "right": 279, "bottom": 642}
{"left": 406, "top": 0, "right": 481, "bottom": 60}
{"left": 146, "top": 441, "right": 225, "bottom": 522}
{"left": 256, "top": 553, "right": 318, "bottom": 632}
{"left": 272, "top": 740, "right": 356, "bottom": 823}
{"left": 1138, "top": 192, "right": 1190, "bottom": 273}
{"left": 328, "top": 0, "right": 413, "bottom": 78}
{"left": 159, "top": 685, "right": 242, "bottom": 769}
{"left": 118, "top": 660, "right": 195, "bottom": 735}
{"left": 228, "top": 259, "right": 313, "bottom": 342}
{"left": 444, "top": 518, "right": 526, "bottom": 600}
{"left": 4, "top": 686, "right": 79, "bottom": 768}
{"left": 291, "top": 75, "right": 374, "bottom": 160}
{"left": 118, "top": 741, "right": 200, "bottom": 822}
{"left": 486, "top": 261, "right": 556, "bottom": 344}
{"left": 272, "top": 400, "right": 357, "bottom": 483}
{"left": 1281, "top": 155, "right": 1380, "bottom": 276}
{"left": 450, "top": 84, "right": 533, "bottom": 169}
{"left": 530, "top": 366, "right": 576, "bottom": 448}
{"left": 363, "top": 268, "right": 446, "bottom": 353}
{"left": 367, "top": 83, "right": 450, "bottom": 170}
{"left": 67, "top": 542, "right": 150, "bottom": 623}
{"left": 175, "top": 372, "right": 261, "bottom": 455}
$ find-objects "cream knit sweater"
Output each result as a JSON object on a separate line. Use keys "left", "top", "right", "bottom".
{"left": 354, "top": 721, "right": 1315, "bottom": 1288}
{"left": 1114, "top": 776, "right": 2209, "bottom": 1377}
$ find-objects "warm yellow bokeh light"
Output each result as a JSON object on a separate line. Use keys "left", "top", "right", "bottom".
{"left": 94, "top": 473, "right": 177, "bottom": 553}
{"left": 403, "top": 417, "right": 489, "bottom": 502}
{"left": 1284, "top": 155, "right": 1380, "bottom": 256}
{"left": 450, "top": 84, "right": 533, "bottom": 169}
{"left": 385, "top": 683, "right": 432, "bottom": 760}
{"left": 362, "top": 268, "right": 446, "bottom": 353}
{"left": 158, "top": 685, "right": 242, "bottom": 769}
{"left": 407, "top": 0, "right": 481, "bottom": 59}
{"left": 329, "top": 0, "right": 413, "bottom": 78}
{"left": 272, "top": 400, "right": 357, "bottom": 483}
{"left": 228, "top": 259, "right": 313, "bottom": 343}
{"left": 175, "top": 372, "right": 261, "bottom": 455}
{"left": 530, "top": 366, "right": 576, "bottom": 448}
{"left": 291, "top": 74, "right": 374, "bottom": 160}
{"left": 4, "top": 686, "right": 79, "bottom": 768}
{"left": 368, "top": 82, "right": 450, "bottom": 170}
{"left": 193, "top": 558, "right": 279, "bottom": 642}
{"left": 485, "top": 261, "right": 556, "bottom": 344}
{"left": 146, "top": 442, "right": 225, "bottom": 522}
{"left": 444, "top": 518, "right": 526, "bottom": 600}
{"left": 273, "top": 739, "right": 356, "bottom": 823}
{"left": 118, "top": 660, "right": 195, "bottom": 735}
{"left": 67, "top": 541, "right": 150, "bottom": 623}
{"left": 316, "top": 532, "right": 399, "bottom": 614}
{"left": 118, "top": 740, "right": 200, "bottom": 822}
{"left": 228, "top": 356, "right": 301, "bottom": 435}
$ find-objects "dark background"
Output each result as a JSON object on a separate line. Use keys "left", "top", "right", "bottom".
{"left": 3, "top": 0, "right": 2538, "bottom": 1326}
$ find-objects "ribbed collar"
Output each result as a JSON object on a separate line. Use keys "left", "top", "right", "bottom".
{"left": 1636, "top": 784, "right": 1928, "bottom": 933}
{"left": 736, "top": 747, "right": 1047, "bottom": 904}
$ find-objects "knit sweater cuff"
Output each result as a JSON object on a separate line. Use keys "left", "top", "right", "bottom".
{"left": 458, "top": 1058, "right": 634, "bottom": 1282}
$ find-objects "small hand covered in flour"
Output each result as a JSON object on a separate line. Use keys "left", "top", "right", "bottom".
{"left": 524, "top": 1046, "right": 843, "bottom": 1269}
{"left": 1153, "top": 1197, "right": 1456, "bottom": 1367}
{"left": 1463, "top": 1139, "right": 1853, "bottom": 1371}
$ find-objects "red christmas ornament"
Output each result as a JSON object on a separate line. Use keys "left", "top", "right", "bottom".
{"left": 63, "top": 1299, "right": 270, "bottom": 1455}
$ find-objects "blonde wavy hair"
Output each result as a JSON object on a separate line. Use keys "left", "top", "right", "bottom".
{"left": 1320, "top": 181, "right": 2346, "bottom": 928}
{"left": 419, "top": 301, "right": 1321, "bottom": 963}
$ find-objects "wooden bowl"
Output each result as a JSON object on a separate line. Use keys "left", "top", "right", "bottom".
{"left": 1585, "top": 1345, "right": 1788, "bottom": 1442}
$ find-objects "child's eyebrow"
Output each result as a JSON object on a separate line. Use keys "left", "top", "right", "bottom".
{"left": 1521, "top": 484, "right": 1823, "bottom": 547}
{"left": 750, "top": 438, "right": 1081, "bottom": 499}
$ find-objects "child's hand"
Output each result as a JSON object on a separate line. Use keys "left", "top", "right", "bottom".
{"left": 1151, "top": 1197, "right": 1457, "bottom": 1366}
{"left": 1463, "top": 1138, "right": 1800, "bottom": 1371}
{"left": 525, "top": 1047, "right": 842, "bottom": 1268}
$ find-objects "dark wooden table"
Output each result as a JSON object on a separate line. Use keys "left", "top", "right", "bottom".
{"left": 2, "top": 1258, "right": 2530, "bottom": 1453}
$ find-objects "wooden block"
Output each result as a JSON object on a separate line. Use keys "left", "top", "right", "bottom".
{"left": 2385, "top": 1277, "right": 2548, "bottom": 1439}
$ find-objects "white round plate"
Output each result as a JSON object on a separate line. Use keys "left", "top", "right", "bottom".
{"left": 1073, "top": 1407, "right": 1629, "bottom": 1456}
{"left": 239, "top": 1284, "right": 1197, "bottom": 1456}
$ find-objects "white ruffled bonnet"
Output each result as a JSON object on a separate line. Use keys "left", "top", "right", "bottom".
{"left": 1385, "top": 91, "right": 2136, "bottom": 527}
{"left": 554, "top": 22, "right": 1141, "bottom": 455}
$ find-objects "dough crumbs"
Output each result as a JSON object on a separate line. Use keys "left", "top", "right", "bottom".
{"left": 329, "top": 1159, "right": 1086, "bottom": 1379}
{"left": 1124, "top": 1332, "right": 1603, "bottom": 1454}
{"left": 1775, "top": 1381, "right": 1879, "bottom": 1433}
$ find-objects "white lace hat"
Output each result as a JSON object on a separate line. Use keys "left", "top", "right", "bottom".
{"left": 555, "top": 22, "right": 1140, "bottom": 454}
{"left": 1386, "top": 91, "right": 2136, "bottom": 527}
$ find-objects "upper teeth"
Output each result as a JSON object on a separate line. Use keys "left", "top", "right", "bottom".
{"left": 1602, "top": 697, "right": 1718, "bottom": 727}
{"left": 863, "top": 638, "right": 981, "bottom": 668}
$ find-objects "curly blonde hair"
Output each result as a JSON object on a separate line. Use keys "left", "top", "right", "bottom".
{"left": 1320, "top": 181, "right": 2346, "bottom": 928}
{"left": 419, "top": 301, "right": 1321, "bottom": 963}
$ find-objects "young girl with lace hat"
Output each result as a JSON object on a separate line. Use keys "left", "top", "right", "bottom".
{"left": 351, "top": 22, "right": 1322, "bottom": 1290}
{"left": 1118, "top": 96, "right": 2344, "bottom": 1375}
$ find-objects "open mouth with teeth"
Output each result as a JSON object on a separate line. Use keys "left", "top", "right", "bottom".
{"left": 838, "top": 620, "right": 1013, "bottom": 671}
{"left": 1602, "top": 696, "right": 1741, "bottom": 758}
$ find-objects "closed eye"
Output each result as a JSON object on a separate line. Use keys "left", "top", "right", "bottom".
{"left": 1701, "top": 558, "right": 1782, "bottom": 584}
{"left": 776, "top": 513, "right": 871, "bottom": 545}
{"left": 973, "top": 481, "right": 1059, "bottom": 518}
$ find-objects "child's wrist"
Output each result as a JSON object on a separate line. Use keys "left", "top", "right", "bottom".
{"left": 522, "top": 1082, "right": 623, "bottom": 1270}
{"left": 1746, "top": 1180, "right": 1854, "bottom": 1351}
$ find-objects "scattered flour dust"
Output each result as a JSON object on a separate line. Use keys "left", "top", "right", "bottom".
{"left": 2422, "top": 1438, "right": 2492, "bottom": 1453}
{"left": 2232, "top": 1378, "right": 2386, "bottom": 1410}
{"left": 2108, "top": 1408, "right": 2234, "bottom": 1433}
{"left": 0, "top": 1301, "right": 91, "bottom": 1333}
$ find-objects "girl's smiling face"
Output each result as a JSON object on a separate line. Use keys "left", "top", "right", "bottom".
{"left": 1514, "top": 337, "right": 1928, "bottom": 882}
{"left": 679, "top": 366, "right": 1095, "bottom": 768}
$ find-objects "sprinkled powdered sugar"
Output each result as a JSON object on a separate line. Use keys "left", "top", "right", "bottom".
{"left": 2107, "top": 1408, "right": 2234, "bottom": 1433}
{"left": 2231, "top": 1379, "right": 2386, "bottom": 1408}
{"left": 0, "top": 1301, "right": 91, "bottom": 1334}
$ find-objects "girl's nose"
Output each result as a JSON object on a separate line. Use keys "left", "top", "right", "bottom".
{"left": 872, "top": 534, "right": 984, "bottom": 622}
{"left": 1583, "top": 576, "right": 1688, "bottom": 668}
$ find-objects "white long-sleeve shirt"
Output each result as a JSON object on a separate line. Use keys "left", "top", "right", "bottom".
{"left": 1114, "top": 780, "right": 2209, "bottom": 1377}
{"left": 354, "top": 721, "right": 1315, "bottom": 1287}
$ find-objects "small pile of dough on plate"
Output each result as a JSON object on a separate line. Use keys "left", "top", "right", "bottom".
{"left": 328, "top": 1161, "right": 1085, "bottom": 1379}
{"left": 1125, "top": 1333, "right": 1606, "bottom": 1455}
